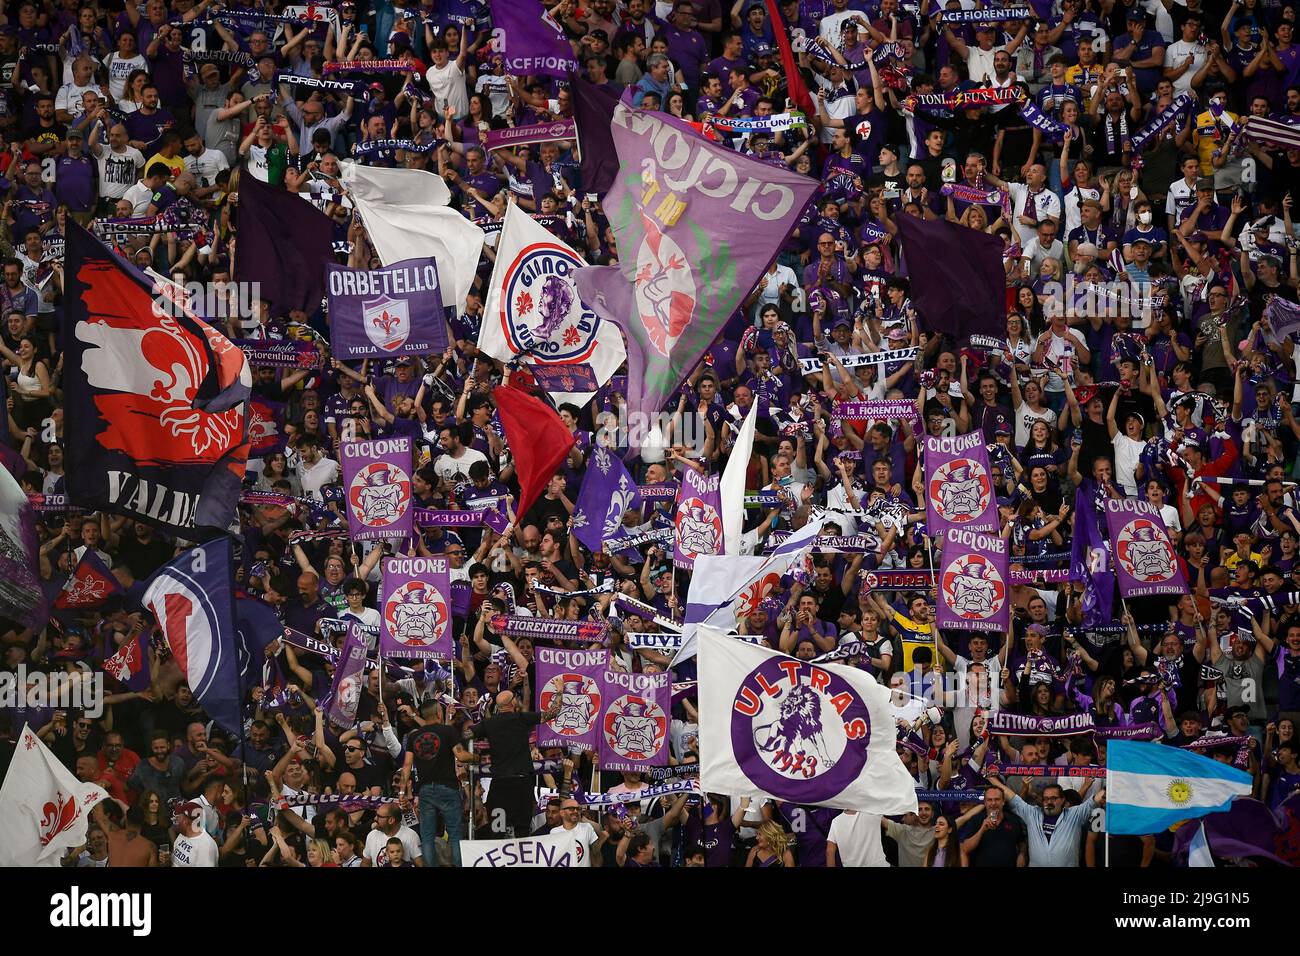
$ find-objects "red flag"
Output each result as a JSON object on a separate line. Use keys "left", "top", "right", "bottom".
{"left": 494, "top": 385, "right": 576, "bottom": 520}
{"left": 766, "top": 0, "right": 815, "bottom": 118}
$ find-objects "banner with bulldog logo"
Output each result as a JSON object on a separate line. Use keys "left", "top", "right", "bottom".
{"left": 339, "top": 437, "right": 414, "bottom": 541}
{"left": 673, "top": 466, "right": 723, "bottom": 570}
{"left": 598, "top": 668, "right": 670, "bottom": 773}
{"left": 1104, "top": 497, "right": 1187, "bottom": 598}
{"left": 935, "top": 527, "right": 1010, "bottom": 633}
{"left": 535, "top": 647, "right": 607, "bottom": 753}
{"left": 379, "top": 556, "right": 453, "bottom": 661}
{"left": 922, "top": 431, "right": 999, "bottom": 534}
{"left": 326, "top": 257, "right": 448, "bottom": 360}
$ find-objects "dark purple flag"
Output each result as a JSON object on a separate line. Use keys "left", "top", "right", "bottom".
{"left": 339, "top": 437, "right": 414, "bottom": 541}
{"left": 935, "top": 527, "right": 1010, "bottom": 633}
{"left": 674, "top": 466, "right": 724, "bottom": 569}
{"left": 0, "top": 465, "right": 47, "bottom": 633}
{"left": 599, "top": 668, "right": 670, "bottom": 773}
{"left": 1104, "top": 497, "right": 1188, "bottom": 598}
{"left": 1173, "top": 792, "right": 1300, "bottom": 866}
{"left": 570, "top": 73, "right": 620, "bottom": 194}
{"left": 536, "top": 647, "right": 607, "bottom": 753}
{"left": 895, "top": 213, "right": 1007, "bottom": 343}
{"left": 379, "top": 555, "right": 453, "bottom": 660}
{"left": 923, "top": 432, "right": 999, "bottom": 533}
{"left": 248, "top": 395, "right": 286, "bottom": 459}
{"left": 103, "top": 631, "right": 151, "bottom": 691}
{"left": 235, "top": 171, "right": 336, "bottom": 314}
{"left": 450, "top": 581, "right": 472, "bottom": 618}
{"left": 327, "top": 622, "right": 369, "bottom": 728}
{"left": 572, "top": 446, "right": 641, "bottom": 555}
{"left": 325, "top": 258, "right": 448, "bottom": 360}
{"left": 1071, "top": 480, "right": 1115, "bottom": 627}
{"left": 493, "top": 0, "right": 579, "bottom": 78}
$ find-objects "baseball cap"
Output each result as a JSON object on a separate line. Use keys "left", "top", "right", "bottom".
{"left": 994, "top": 421, "right": 1012, "bottom": 436}
{"left": 1126, "top": 8, "right": 1146, "bottom": 21}
{"left": 390, "top": 32, "right": 411, "bottom": 50}
{"left": 588, "top": 28, "right": 609, "bottom": 41}
{"left": 1196, "top": 176, "right": 1216, "bottom": 191}
{"left": 1129, "top": 236, "right": 1151, "bottom": 247}
{"left": 66, "top": 127, "right": 83, "bottom": 140}
{"left": 1180, "top": 426, "right": 1208, "bottom": 450}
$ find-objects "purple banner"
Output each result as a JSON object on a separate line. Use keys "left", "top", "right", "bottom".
{"left": 831, "top": 399, "right": 919, "bottom": 422}
{"left": 637, "top": 483, "right": 678, "bottom": 501}
{"left": 414, "top": 507, "right": 507, "bottom": 533}
{"left": 598, "top": 668, "right": 670, "bottom": 773}
{"left": 326, "top": 258, "right": 447, "bottom": 360}
{"left": 327, "top": 622, "right": 369, "bottom": 728}
{"left": 536, "top": 647, "right": 607, "bottom": 752}
{"left": 1104, "top": 497, "right": 1188, "bottom": 598}
{"left": 490, "top": 615, "right": 607, "bottom": 643}
{"left": 484, "top": 119, "right": 575, "bottom": 151}
{"left": 379, "top": 556, "right": 453, "bottom": 660}
{"left": 673, "top": 467, "right": 723, "bottom": 570}
{"left": 493, "top": 0, "right": 579, "bottom": 78}
{"left": 988, "top": 712, "right": 1096, "bottom": 737}
{"left": 234, "top": 339, "right": 324, "bottom": 369}
{"left": 527, "top": 363, "right": 599, "bottom": 396}
{"left": 923, "top": 431, "right": 999, "bottom": 534}
{"left": 340, "top": 437, "right": 414, "bottom": 541}
{"left": 859, "top": 568, "right": 937, "bottom": 590}
{"left": 1092, "top": 723, "right": 1163, "bottom": 741}
{"left": 935, "top": 527, "right": 1010, "bottom": 633}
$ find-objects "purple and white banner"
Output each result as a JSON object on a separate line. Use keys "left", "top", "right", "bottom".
{"left": 414, "top": 507, "right": 509, "bottom": 533}
{"left": 1104, "top": 498, "right": 1187, "bottom": 598}
{"left": 831, "top": 399, "right": 919, "bottom": 422}
{"left": 340, "top": 437, "right": 414, "bottom": 541}
{"left": 234, "top": 339, "right": 325, "bottom": 368}
{"left": 379, "top": 556, "right": 453, "bottom": 660}
{"left": 489, "top": 615, "right": 608, "bottom": 643}
{"left": 1092, "top": 723, "right": 1163, "bottom": 741}
{"left": 598, "top": 668, "right": 671, "bottom": 773}
{"left": 484, "top": 119, "right": 575, "bottom": 151}
{"left": 935, "top": 527, "right": 1010, "bottom": 633}
{"left": 535, "top": 647, "right": 607, "bottom": 752}
{"left": 326, "top": 258, "right": 447, "bottom": 360}
{"left": 492, "top": 0, "right": 579, "bottom": 78}
{"left": 988, "top": 712, "right": 1096, "bottom": 737}
{"left": 327, "top": 622, "right": 369, "bottom": 728}
{"left": 673, "top": 467, "right": 723, "bottom": 570}
{"left": 859, "top": 568, "right": 938, "bottom": 590}
{"left": 923, "top": 431, "right": 999, "bottom": 534}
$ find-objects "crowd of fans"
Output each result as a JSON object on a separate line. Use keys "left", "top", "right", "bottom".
{"left": 1, "top": 0, "right": 1299, "bottom": 869}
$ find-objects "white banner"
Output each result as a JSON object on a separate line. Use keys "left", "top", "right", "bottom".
{"left": 0, "top": 725, "right": 108, "bottom": 866}
{"left": 460, "top": 828, "right": 591, "bottom": 867}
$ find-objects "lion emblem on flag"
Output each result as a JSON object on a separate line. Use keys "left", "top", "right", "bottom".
{"left": 941, "top": 553, "right": 1006, "bottom": 620}
{"left": 1115, "top": 518, "right": 1176, "bottom": 583}
{"left": 754, "top": 683, "right": 837, "bottom": 771}
{"left": 928, "top": 458, "right": 991, "bottom": 523}
{"left": 632, "top": 214, "right": 695, "bottom": 357}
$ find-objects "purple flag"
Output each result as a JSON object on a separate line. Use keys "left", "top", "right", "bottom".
{"left": 328, "top": 622, "right": 369, "bottom": 728}
{"left": 483, "top": 119, "right": 575, "bottom": 152}
{"left": 0, "top": 465, "right": 47, "bottom": 633}
{"left": 1104, "top": 497, "right": 1188, "bottom": 598}
{"left": 248, "top": 395, "right": 286, "bottom": 459}
{"left": 573, "top": 103, "right": 817, "bottom": 429}
{"left": 536, "top": 647, "right": 607, "bottom": 753}
{"left": 572, "top": 446, "right": 641, "bottom": 554}
{"left": 923, "top": 432, "right": 999, "bottom": 534}
{"left": 1173, "top": 792, "right": 1300, "bottom": 866}
{"left": 598, "top": 668, "right": 670, "bottom": 773}
{"left": 379, "top": 555, "right": 453, "bottom": 660}
{"left": 326, "top": 258, "right": 448, "bottom": 360}
{"left": 569, "top": 73, "right": 620, "bottom": 194}
{"left": 935, "top": 527, "right": 1010, "bottom": 633}
{"left": 340, "top": 437, "right": 414, "bottom": 541}
{"left": 235, "top": 170, "right": 336, "bottom": 314}
{"left": 673, "top": 466, "right": 723, "bottom": 569}
{"left": 895, "top": 212, "right": 1007, "bottom": 344}
{"left": 450, "top": 580, "right": 472, "bottom": 618}
{"left": 1071, "top": 480, "right": 1115, "bottom": 627}
{"left": 493, "top": 0, "right": 579, "bottom": 78}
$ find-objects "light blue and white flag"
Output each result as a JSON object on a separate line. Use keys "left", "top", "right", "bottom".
{"left": 1187, "top": 821, "right": 1215, "bottom": 867}
{"left": 1106, "top": 740, "right": 1253, "bottom": 835}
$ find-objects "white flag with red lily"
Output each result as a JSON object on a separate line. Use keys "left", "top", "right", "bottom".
{"left": 0, "top": 724, "right": 108, "bottom": 866}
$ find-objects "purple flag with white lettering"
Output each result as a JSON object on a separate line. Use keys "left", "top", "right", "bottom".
{"left": 923, "top": 431, "right": 999, "bottom": 534}
{"left": 328, "top": 622, "right": 369, "bottom": 729}
{"left": 573, "top": 103, "right": 817, "bottom": 430}
{"left": 326, "top": 258, "right": 448, "bottom": 361}
{"left": 1072, "top": 480, "right": 1116, "bottom": 627}
{"left": 935, "top": 527, "right": 1010, "bottom": 633}
{"left": 572, "top": 446, "right": 641, "bottom": 555}
{"left": 598, "top": 668, "right": 670, "bottom": 772}
{"left": 380, "top": 555, "right": 453, "bottom": 660}
{"left": 536, "top": 647, "right": 608, "bottom": 752}
{"left": 1104, "top": 497, "right": 1188, "bottom": 598}
{"left": 493, "top": 0, "right": 579, "bottom": 78}
{"left": 673, "top": 466, "right": 723, "bottom": 570}
{"left": 339, "top": 437, "right": 414, "bottom": 541}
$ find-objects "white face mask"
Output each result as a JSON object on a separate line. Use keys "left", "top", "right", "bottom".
{"left": 1138, "top": 210, "right": 1152, "bottom": 225}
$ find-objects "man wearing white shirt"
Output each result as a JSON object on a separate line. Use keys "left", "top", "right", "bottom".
{"left": 1162, "top": 16, "right": 1207, "bottom": 94}
{"left": 425, "top": 34, "right": 470, "bottom": 120}
{"left": 1165, "top": 155, "right": 1201, "bottom": 234}
{"left": 293, "top": 435, "right": 340, "bottom": 502}
{"left": 827, "top": 810, "right": 889, "bottom": 866}
{"left": 993, "top": 162, "right": 1062, "bottom": 248}
{"left": 54, "top": 56, "right": 104, "bottom": 123}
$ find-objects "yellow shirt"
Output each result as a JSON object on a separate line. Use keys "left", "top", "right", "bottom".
{"left": 1223, "top": 550, "right": 1263, "bottom": 570}
{"left": 148, "top": 153, "right": 186, "bottom": 180}
{"left": 1193, "top": 108, "right": 1238, "bottom": 175}
{"left": 891, "top": 610, "right": 936, "bottom": 671}
{"left": 1064, "top": 63, "right": 1103, "bottom": 92}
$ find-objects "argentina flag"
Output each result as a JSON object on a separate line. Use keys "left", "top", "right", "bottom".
{"left": 1106, "top": 740, "right": 1253, "bottom": 835}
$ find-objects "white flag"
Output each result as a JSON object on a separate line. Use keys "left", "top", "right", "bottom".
{"left": 0, "top": 724, "right": 108, "bottom": 867}
{"left": 481, "top": 203, "right": 625, "bottom": 408}
{"left": 340, "top": 162, "right": 485, "bottom": 314}
{"left": 720, "top": 401, "right": 757, "bottom": 555}
{"left": 460, "top": 829, "right": 591, "bottom": 867}
{"left": 698, "top": 629, "right": 918, "bottom": 814}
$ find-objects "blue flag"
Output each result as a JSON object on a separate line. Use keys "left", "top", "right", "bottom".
{"left": 235, "top": 596, "right": 285, "bottom": 687}
{"left": 143, "top": 538, "right": 242, "bottom": 736}
{"left": 1107, "top": 740, "right": 1253, "bottom": 835}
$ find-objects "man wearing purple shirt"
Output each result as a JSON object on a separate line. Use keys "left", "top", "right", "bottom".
{"left": 54, "top": 129, "right": 95, "bottom": 213}
{"left": 1177, "top": 178, "right": 1231, "bottom": 251}
{"left": 123, "top": 83, "right": 175, "bottom": 153}
{"left": 663, "top": 1, "right": 709, "bottom": 93}
{"left": 705, "top": 32, "right": 746, "bottom": 88}
{"left": 720, "top": 67, "right": 760, "bottom": 117}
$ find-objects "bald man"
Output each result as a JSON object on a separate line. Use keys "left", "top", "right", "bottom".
{"left": 469, "top": 690, "right": 562, "bottom": 840}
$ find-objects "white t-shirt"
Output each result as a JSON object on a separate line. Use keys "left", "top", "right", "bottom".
{"left": 433, "top": 447, "right": 487, "bottom": 485}
{"left": 104, "top": 52, "right": 148, "bottom": 100}
{"left": 55, "top": 81, "right": 104, "bottom": 118}
{"left": 476, "top": 74, "right": 511, "bottom": 118}
{"left": 1112, "top": 432, "right": 1146, "bottom": 495}
{"left": 827, "top": 810, "right": 888, "bottom": 867}
{"left": 365, "top": 824, "right": 422, "bottom": 866}
{"left": 1164, "top": 177, "right": 1196, "bottom": 221}
{"left": 1041, "top": 327, "right": 1088, "bottom": 393}
{"left": 340, "top": 606, "right": 382, "bottom": 628}
{"left": 96, "top": 144, "right": 145, "bottom": 200}
{"left": 172, "top": 829, "right": 219, "bottom": 867}
{"left": 296, "top": 453, "right": 340, "bottom": 502}
{"left": 123, "top": 179, "right": 154, "bottom": 216}
{"left": 185, "top": 146, "right": 230, "bottom": 187}
{"left": 1007, "top": 182, "right": 1063, "bottom": 250}
{"left": 1163, "top": 40, "right": 1206, "bottom": 94}
{"left": 425, "top": 61, "right": 469, "bottom": 118}
{"left": 1014, "top": 401, "right": 1056, "bottom": 449}
{"left": 559, "top": 820, "right": 600, "bottom": 854}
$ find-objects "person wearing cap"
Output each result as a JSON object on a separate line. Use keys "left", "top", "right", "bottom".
{"left": 1111, "top": 9, "right": 1165, "bottom": 96}
{"left": 172, "top": 799, "right": 219, "bottom": 867}
{"left": 54, "top": 125, "right": 94, "bottom": 218}
{"left": 1178, "top": 175, "right": 1230, "bottom": 245}
{"left": 1123, "top": 234, "right": 1155, "bottom": 282}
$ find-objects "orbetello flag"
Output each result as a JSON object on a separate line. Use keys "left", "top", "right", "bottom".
{"left": 326, "top": 258, "right": 448, "bottom": 360}
{"left": 935, "top": 526, "right": 1010, "bottom": 633}
{"left": 494, "top": 384, "right": 576, "bottom": 518}
{"left": 63, "top": 222, "right": 251, "bottom": 537}
{"left": 235, "top": 170, "right": 337, "bottom": 314}
{"left": 461, "top": 829, "right": 591, "bottom": 867}
{"left": 0, "top": 725, "right": 108, "bottom": 867}
{"left": 895, "top": 212, "right": 1006, "bottom": 344}
{"left": 721, "top": 400, "right": 758, "bottom": 555}
{"left": 340, "top": 162, "right": 485, "bottom": 315}
{"left": 697, "top": 629, "right": 918, "bottom": 814}
{"left": 143, "top": 537, "right": 242, "bottom": 736}
{"left": 492, "top": 0, "right": 579, "bottom": 79}
{"left": 573, "top": 103, "right": 817, "bottom": 432}
{"left": 0, "top": 463, "right": 48, "bottom": 632}
{"left": 923, "top": 431, "right": 999, "bottom": 534}
{"left": 1104, "top": 497, "right": 1188, "bottom": 598}
{"left": 480, "top": 203, "right": 625, "bottom": 408}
